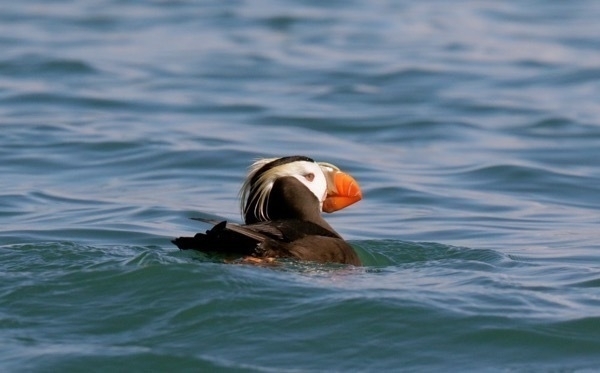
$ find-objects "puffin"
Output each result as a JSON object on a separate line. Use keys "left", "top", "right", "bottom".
{"left": 172, "top": 155, "right": 363, "bottom": 265}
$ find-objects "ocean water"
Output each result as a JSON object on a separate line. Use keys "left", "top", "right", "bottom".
{"left": 1, "top": 0, "right": 600, "bottom": 371}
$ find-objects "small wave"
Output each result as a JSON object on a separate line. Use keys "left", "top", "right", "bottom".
{"left": 0, "top": 55, "right": 98, "bottom": 76}
{"left": 353, "top": 239, "right": 507, "bottom": 268}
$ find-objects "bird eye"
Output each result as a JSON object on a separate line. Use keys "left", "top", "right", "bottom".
{"left": 304, "top": 173, "right": 315, "bottom": 182}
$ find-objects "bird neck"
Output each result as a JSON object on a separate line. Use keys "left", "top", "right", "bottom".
{"left": 244, "top": 177, "right": 336, "bottom": 234}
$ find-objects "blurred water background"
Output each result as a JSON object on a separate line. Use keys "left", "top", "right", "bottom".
{"left": 1, "top": 1, "right": 600, "bottom": 371}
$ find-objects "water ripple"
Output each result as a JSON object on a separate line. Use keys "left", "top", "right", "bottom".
{"left": 2, "top": 0, "right": 600, "bottom": 371}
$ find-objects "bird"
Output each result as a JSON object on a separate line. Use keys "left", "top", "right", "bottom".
{"left": 172, "top": 155, "right": 363, "bottom": 265}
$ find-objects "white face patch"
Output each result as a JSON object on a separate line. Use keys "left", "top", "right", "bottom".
{"left": 240, "top": 159, "right": 328, "bottom": 222}
{"left": 291, "top": 161, "right": 328, "bottom": 206}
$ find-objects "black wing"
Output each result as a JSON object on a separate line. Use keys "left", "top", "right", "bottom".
{"left": 172, "top": 219, "right": 357, "bottom": 264}
{"left": 172, "top": 220, "right": 265, "bottom": 256}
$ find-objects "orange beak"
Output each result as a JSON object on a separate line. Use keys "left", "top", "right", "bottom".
{"left": 322, "top": 170, "right": 362, "bottom": 213}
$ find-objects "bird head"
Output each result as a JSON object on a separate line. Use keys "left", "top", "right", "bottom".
{"left": 240, "top": 156, "right": 362, "bottom": 223}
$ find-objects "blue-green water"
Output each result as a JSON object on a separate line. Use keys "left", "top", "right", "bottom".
{"left": 2, "top": 1, "right": 600, "bottom": 371}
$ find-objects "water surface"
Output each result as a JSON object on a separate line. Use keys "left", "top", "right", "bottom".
{"left": 1, "top": 1, "right": 600, "bottom": 371}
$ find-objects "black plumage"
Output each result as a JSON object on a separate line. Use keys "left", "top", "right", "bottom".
{"left": 172, "top": 157, "right": 362, "bottom": 266}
